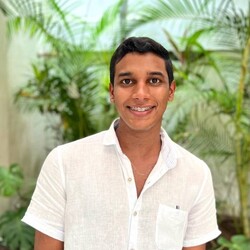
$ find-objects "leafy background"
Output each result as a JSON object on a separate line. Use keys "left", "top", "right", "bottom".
{"left": 0, "top": 0, "right": 249, "bottom": 249}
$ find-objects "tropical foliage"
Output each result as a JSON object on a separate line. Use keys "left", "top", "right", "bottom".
{"left": 0, "top": 0, "right": 124, "bottom": 142}
{"left": 217, "top": 234, "right": 250, "bottom": 250}
{"left": 0, "top": 164, "right": 35, "bottom": 250}
{"left": 0, "top": 0, "right": 249, "bottom": 248}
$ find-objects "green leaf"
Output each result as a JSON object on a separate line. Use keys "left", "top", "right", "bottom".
{"left": 217, "top": 236, "right": 233, "bottom": 247}
{"left": 0, "top": 207, "right": 34, "bottom": 250}
{"left": 217, "top": 235, "right": 250, "bottom": 250}
{"left": 0, "top": 164, "right": 23, "bottom": 197}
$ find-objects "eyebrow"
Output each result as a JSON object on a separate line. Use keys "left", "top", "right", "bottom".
{"left": 117, "top": 71, "right": 165, "bottom": 78}
{"left": 117, "top": 72, "right": 132, "bottom": 78}
{"left": 148, "top": 71, "right": 164, "bottom": 77}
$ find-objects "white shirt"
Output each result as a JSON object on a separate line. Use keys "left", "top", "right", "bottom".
{"left": 22, "top": 120, "right": 221, "bottom": 249}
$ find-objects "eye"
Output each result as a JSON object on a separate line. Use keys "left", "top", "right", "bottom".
{"left": 149, "top": 78, "right": 160, "bottom": 85}
{"left": 121, "top": 79, "right": 133, "bottom": 85}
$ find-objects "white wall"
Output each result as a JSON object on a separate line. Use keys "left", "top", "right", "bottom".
{"left": 0, "top": 10, "right": 9, "bottom": 165}
{"left": 0, "top": 16, "right": 50, "bottom": 213}
{"left": 7, "top": 32, "right": 48, "bottom": 175}
{"left": 0, "top": 9, "right": 10, "bottom": 212}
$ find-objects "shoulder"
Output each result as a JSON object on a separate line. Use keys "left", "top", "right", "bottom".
{"left": 161, "top": 128, "right": 211, "bottom": 177}
{"left": 45, "top": 131, "right": 108, "bottom": 164}
{"left": 58, "top": 130, "right": 106, "bottom": 150}
{"left": 175, "top": 143, "right": 204, "bottom": 162}
{"left": 173, "top": 142, "right": 211, "bottom": 177}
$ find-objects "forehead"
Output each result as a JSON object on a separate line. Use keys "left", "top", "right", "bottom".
{"left": 115, "top": 52, "right": 166, "bottom": 75}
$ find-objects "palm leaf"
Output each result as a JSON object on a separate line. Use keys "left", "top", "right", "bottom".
{"left": 128, "top": 0, "right": 249, "bottom": 52}
{"left": 128, "top": 0, "right": 224, "bottom": 29}
{"left": 0, "top": 0, "right": 81, "bottom": 46}
{"left": 0, "top": 207, "right": 34, "bottom": 250}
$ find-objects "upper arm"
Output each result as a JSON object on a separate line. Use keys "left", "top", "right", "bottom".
{"left": 34, "top": 230, "right": 64, "bottom": 250}
{"left": 22, "top": 148, "right": 66, "bottom": 245}
{"left": 183, "top": 244, "right": 206, "bottom": 250}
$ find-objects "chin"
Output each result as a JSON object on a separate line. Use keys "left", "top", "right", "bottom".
{"left": 127, "top": 122, "right": 159, "bottom": 133}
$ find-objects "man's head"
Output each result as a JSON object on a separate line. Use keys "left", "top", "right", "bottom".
{"left": 109, "top": 37, "right": 174, "bottom": 86}
{"left": 109, "top": 37, "right": 176, "bottom": 133}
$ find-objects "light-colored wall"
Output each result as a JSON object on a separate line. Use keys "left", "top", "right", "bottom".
{"left": 0, "top": 14, "right": 50, "bottom": 213}
{"left": 0, "top": 7, "right": 9, "bottom": 166}
{"left": 7, "top": 32, "right": 48, "bottom": 176}
{"left": 0, "top": 8, "right": 10, "bottom": 212}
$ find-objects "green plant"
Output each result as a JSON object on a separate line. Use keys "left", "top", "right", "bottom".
{"left": 216, "top": 235, "right": 250, "bottom": 250}
{"left": 0, "top": 0, "right": 125, "bottom": 142}
{"left": 1, "top": 0, "right": 249, "bottom": 243}
{"left": 0, "top": 164, "right": 35, "bottom": 250}
{"left": 0, "top": 164, "right": 23, "bottom": 197}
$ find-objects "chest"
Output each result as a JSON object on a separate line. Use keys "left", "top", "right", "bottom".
{"left": 64, "top": 164, "right": 193, "bottom": 250}
{"left": 133, "top": 166, "right": 156, "bottom": 197}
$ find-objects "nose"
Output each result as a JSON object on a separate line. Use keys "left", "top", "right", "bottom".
{"left": 132, "top": 82, "right": 150, "bottom": 101}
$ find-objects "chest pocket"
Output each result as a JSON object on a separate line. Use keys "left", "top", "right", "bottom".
{"left": 156, "top": 204, "right": 188, "bottom": 250}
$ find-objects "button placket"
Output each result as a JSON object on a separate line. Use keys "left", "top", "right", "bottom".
{"left": 128, "top": 196, "right": 143, "bottom": 249}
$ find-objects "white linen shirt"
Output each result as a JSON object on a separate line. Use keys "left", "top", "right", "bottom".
{"left": 22, "top": 120, "right": 221, "bottom": 250}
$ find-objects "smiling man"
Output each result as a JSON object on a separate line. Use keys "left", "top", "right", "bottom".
{"left": 22, "top": 37, "right": 221, "bottom": 250}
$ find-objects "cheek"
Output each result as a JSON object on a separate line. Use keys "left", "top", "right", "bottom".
{"left": 113, "top": 89, "right": 127, "bottom": 101}
{"left": 155, "top": 90, "right": 170, "bottom": 102}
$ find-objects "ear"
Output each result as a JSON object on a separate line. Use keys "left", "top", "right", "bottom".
{"left": 168, "top": 81, "right": 176, "bottom": 101}
{"left": 109, "top": 83, "right": 115, "bottom": 103}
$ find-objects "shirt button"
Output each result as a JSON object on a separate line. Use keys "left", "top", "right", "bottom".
{"left": 128, "top": 177, "right": 132, "bottom": 182}
{"left": 133, "top": 211, "right": 137, "bottom": 216}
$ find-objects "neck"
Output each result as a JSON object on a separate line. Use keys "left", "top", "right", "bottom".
{"left": 115, "top": 121, "right": 162, "bottom": 198}
{"left": 115, "top": 123, "right": 162, "bottom": 159}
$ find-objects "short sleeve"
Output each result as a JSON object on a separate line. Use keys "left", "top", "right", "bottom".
{"left": 22, "top": 147, "right": 65, "bottom": 241}
{"left": 183, "top": 163, "right": 221, "bottom": 247}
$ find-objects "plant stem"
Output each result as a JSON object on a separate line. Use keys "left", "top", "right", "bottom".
{"left": 235, "top": 36, "right": 250, "bottom": 238}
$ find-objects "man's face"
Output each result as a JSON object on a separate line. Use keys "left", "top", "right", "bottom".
{"left": 109, "top": 52, "right": 176, "bottom": 133}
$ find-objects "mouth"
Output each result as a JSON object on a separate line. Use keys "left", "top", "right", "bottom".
{"left": 127, "top": 106, "right": 155, "bottom": 112}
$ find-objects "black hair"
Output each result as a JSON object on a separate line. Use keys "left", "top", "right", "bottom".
{"left": 109, "top": 36, "right": 174, "bottom": 85}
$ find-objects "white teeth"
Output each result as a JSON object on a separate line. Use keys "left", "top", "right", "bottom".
{"left": 130, "top": 107, "right": 152, "bottom": 112}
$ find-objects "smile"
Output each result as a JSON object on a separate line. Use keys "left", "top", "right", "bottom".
{"left": 128, "top": 106, "right": 154, "bottom": 112}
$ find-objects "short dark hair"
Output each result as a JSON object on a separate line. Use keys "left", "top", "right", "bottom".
{"left": 109, "top": 36, "right": 174, "bottom": 85}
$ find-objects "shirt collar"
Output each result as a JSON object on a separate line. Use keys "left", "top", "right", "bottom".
{"left": 159, "top": 128, "right": 181, "bottom": 170}
{"left": 103, "top": 118, "right": 120, "bottom": 146}
{"left": 103, "top": 118, "right": 181, "bottom": 169}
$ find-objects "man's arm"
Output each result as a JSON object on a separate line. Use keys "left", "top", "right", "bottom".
{"left": 183, "top": 244, "right": 206, "bottom": 250}
{"left": 34, "top": 230, "right": 64, "bottom": 250}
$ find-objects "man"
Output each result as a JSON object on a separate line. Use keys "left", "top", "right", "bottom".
{"left": 22, "top": 37, "right": 221, "bottom": 250}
